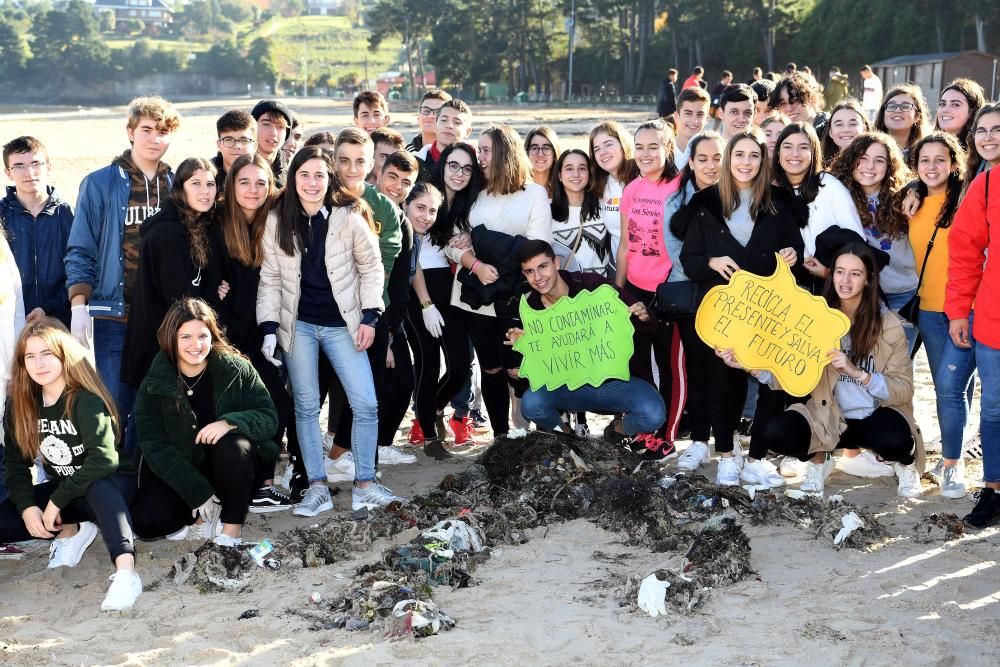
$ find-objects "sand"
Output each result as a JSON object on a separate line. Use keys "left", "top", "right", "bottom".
{"left": 1, "top": 99, "right": 998, "bottom": 666}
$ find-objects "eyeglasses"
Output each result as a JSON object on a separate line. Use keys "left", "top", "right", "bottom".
{"left": 885, "top": 102, "right": 916, "bottom": 113}
{"left": 8, "top": 160, "right": 46, "bottom": 174}
{"left": 528, "top": 144, "right": 554, "bottom": 156}
{"left": 418, "top": 106, "right": 439, "bottom": 116}
{"left": 973, "top": 126, "right": 1000, "bottom": 140}
{"left": 219, "top": 137, "right": 256, "bottom": 148}
{"left": 446, "top": 161, "right": 474, "bottom": 176}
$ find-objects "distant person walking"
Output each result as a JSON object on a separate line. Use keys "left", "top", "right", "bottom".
{"left": 860, "top": 65, "right": 883, "bottom": 121}
{"left": 682, "top": 66, "right": 706, "bottom": 91}
{"left": 657, "top": 69, "right": 678, "bottom": 118}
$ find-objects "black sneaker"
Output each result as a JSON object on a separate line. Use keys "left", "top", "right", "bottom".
{"left": 249, "top": 486, "right": 294, "bottom": 513}
{"left": 964, "top": 488, "right": 1000, "bottom": 529}
{"left": 623, "top": 433, "right": 677, "bottom": 462}
{"left": 603, "top": 420, "right": 627, "bottom": 445}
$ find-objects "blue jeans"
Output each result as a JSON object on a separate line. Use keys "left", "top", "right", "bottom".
{"left": 975, "top": 339, "right": 1000, "bottom": 483}
{"left": 918, "top": 310, "right": 977, "bottom": 460}
{"left": 521, "top": 377, "right": 666, "bottom": 435}
{"left": 884, "top": 289, "right": 918, "bottom": 352}
{"left": 94, "top": 318, "right": 137, "bottom": 456}
{"left": 285, "top": 322, "right": 378, "bottom": 484}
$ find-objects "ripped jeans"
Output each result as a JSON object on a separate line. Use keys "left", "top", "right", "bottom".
{"left": 918, "top": 310, "right": 976, "bottom": 460}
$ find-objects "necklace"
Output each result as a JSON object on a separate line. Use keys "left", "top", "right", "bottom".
{"left": 180, "top": 368, "right": 208, "bottom": 396}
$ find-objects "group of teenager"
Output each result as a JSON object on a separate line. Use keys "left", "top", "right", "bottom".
{"left": 0, "top": 65, "right": 998, "bottom": 612}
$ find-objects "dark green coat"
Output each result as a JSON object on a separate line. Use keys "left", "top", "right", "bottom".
{"left": 134, "top": 349, "right": 278, "bottom": 508}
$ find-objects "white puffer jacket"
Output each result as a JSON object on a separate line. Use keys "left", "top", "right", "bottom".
{"left": 0, "top": 235, "right": 25, "bottom": 442}
{"left": 256, "top": 206, "right": 384, "bottom": 352}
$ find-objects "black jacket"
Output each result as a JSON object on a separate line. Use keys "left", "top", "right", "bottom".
{"left": 207, "top": 222, "right": 262, "bottom": 356}
{"left": 385, "top": 214, "right": 414, "bottom": 333}
{"left": 121, "top": 200, "right": 219, "bottom": 387}
{"left": 680, "top": 184, "right": 805, "bottom": 289}
{"left": 456, "top": 226, "right": 530, "bottom": 318}
{"left": 657, "top": 79, "right": 676, "bottom": 117}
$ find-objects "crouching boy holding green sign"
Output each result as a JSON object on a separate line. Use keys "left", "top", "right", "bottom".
{"left": 507, "top": 241, "right": 672, "bottom": 461}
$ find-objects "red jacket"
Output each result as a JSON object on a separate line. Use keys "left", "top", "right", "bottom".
{"left": 945, "top": 169, "right": 999, "bottom": 348}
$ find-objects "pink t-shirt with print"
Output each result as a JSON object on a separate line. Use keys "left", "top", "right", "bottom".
{"left": 621, "top": 175, "right": 680, "bottom": 291}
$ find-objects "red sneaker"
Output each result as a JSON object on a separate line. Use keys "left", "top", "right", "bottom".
{"left": 449, "top": 415, "right": 477, "bottom": 446}
{"left": 407, "top": 419, "right": 425, "bottom": 446}
{"left": 624, "top": 433, "right": 677, "bottom": 462}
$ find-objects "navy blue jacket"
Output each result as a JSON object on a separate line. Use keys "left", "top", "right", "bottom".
{"left": 0, "top": 186, "right": 73, "bottom": 324}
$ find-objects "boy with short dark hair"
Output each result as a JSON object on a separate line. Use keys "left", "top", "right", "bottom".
{"left": 407, "top": 89, "right": 453, "bottom": 152}
{"left": 368, "top": 127, "right": 405, "bottom": 185}
{"left": 353, "top": 90, "right": 390, "bottom": 134}
{"left": 415, "top": 99, "right": 472, "bottom": 182}
{"left": 719, "top": 83, "right": 755, "bottom": 142}
{"left": 1, "top": 136, "right": 74, "bottom": 326}
{"left": 250, "top": 99, "right": 294, "bottom": 188}
{"left": 672, "top": 86, "right": 710, "bottom": 168}
{"left": 211, "top": 110, "right": 257, "bottom": 187}
{"left": 65, "top": 95, "right": 180, "bottom": 421}
{"left": 282, "top": 117, "right": 304, "bottom": 164}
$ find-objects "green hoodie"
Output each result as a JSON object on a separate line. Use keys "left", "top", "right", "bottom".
{"left": 3, "top": 390, "right": 134, "bottom": 513}
{"left": 133, "top": 349, "right": 278, "bottom": 508}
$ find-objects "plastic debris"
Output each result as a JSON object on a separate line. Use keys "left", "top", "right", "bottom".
{"left": 421, "top": 519, "right": 485, "bottom": 554}
{"left": 833, "top": 512, "right": 865, "bottom": 547}
{"left": 249, "top": 539, "right": 274, "bottom": 567}
{"left": 637, "top": 573, "right": 671, "bottom": 617}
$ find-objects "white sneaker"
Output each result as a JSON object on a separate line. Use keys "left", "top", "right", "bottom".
{"left": 293, "top": 485, "right": 333, "bottom": 517}
{"left": 716, "top": 457, "right": 740, "bottom": 486}
{"left": 101, "top": 570, "right": 142, "bottom": 612}
{"left": 378, "top": 446, "right": 417, "bottom": 465}
{"left": 740, "top": 458, "right": 785, "bottom": 488}
{"left": 779, "top": 456, "right": 807, "bottom": 478}
{"left": 677, "top": 441, "right": 710, "bottom": 471}
{"left": 940, "top": 462, "right": 967, "bottom": 499}
{"left": 48, "top": 521, "right": 98, "bottom": 569}
{"left": 800, "top": 455, "right": 834, "bottom": 495}
{"left": 165, "top": 519, "right": 222, "bottom": 542}
{"left": 838, "top": 450, "right": 894, "bottom": 478}
{"left": 352, "top": 482, "right": 407, "bottom": 511}
{"left": 895, "top": 462, "right": 922, "bottom": 498}
{"left": 325, "top": 452, "right": 355, "bottom": 483}
{"left": 213, "top": 533, "right": 243, "bottom": 547}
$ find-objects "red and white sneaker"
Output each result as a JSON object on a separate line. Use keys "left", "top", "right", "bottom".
{"left": 449, "top": 415, "right": 477, "bottom": 446}
{"left": 407, "top": 419, "right": 425, "bottom": 446}
{"left": 624, "top": 433, "right": 677, "bottom": 463}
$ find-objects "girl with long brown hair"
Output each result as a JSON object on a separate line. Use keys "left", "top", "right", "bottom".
{"left": 718, "top": 243, "right": 924, "bottom": 499}
{"left": 121, "top": 157, "right": 219, "bottom": 389}
{"left": 210, "top": 153, "right": 301, "bottom": 511}
{"left": 829, "top": 132, "right": 918, "bottom": 347}
{"left": 130, "top": 298, "right": 277, "bottom": 546}
{"left": 525, "top": 126, "right": 560, "bottom": 197}
{"left": 678, "top": 129, "right": 803, "bottom": 486}
{"left": 589, "top": 121, "right": 640, "bottom": 261}
{"left": 444, "top": 124, "right": 551, "bottom": 437}
{"left": 934, "top": 78, "right": 985, "bottom": 151}
{"left": 0, "top": 319, "right": 142, "bottom": 611}
{"left": 822, "top": 99, "right": 870, "bottom": 166}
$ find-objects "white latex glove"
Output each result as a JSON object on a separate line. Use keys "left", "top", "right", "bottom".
{"left": 70, "top": 304, "right": 92, "bottom": 349}
{"left": 261, "top": 333, "right": 282, "bottom": 367}
{"left": 421, "top": 304, "right": 445, "bottom": 338}
{"left": 637, "top": 573, "right": 671, "bottom": 617}
{"left": 833, "top": 511, "right": 865, "bottom": 546}
{"left": 193, "top": 495, "right": 221, "bottom": 525}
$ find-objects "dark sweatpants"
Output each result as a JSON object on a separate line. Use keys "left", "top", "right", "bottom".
{"left": 379, "top": 328, "right": 416, "bottom": 446}
{"left": 131, "top": 433, "right": 262, "bottom": 538}
{"left": 764, "top": 407, "right": 916, "bottom": 464}
{"left": 0, "top": 473, "right": 137, "bottom": 563}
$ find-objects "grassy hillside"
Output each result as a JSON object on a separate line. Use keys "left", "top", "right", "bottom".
{"left": 102, "top": 15, "right": 403, "bottom": 86}
{"left": 246, "top": 15, "right": 403, "bottom": 85}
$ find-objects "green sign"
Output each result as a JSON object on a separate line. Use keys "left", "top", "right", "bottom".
{"left": 514, "top": 284, "right": 635, "bottom": 392}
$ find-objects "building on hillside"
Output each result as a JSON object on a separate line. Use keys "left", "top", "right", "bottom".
{"left": 376, "top": 70, "right": 437, "bottom": 98}
{"left": 92, "top": 0, "right": 174, "bottom": 30}
{"left": 872, "top": 51, "right": 1000, "bottom": 104}
{"left": 307, "top": 0, "right": 346, "bottom": 16}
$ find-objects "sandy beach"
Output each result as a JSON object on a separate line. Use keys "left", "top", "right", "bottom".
{"left": 0, "top": 99, "right": 998, "bottom": 666}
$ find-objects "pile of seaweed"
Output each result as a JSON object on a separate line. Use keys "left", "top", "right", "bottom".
{"left": 168, "top": 431, "right": 890, "bottom": 634}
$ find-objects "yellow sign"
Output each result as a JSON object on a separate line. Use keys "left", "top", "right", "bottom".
{"left": 695, "top": 256, "right": 851, "bottom": 397}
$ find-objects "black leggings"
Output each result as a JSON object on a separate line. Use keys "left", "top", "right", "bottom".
{"left": 131, "top": 433, "right": 262, "bottom": 538}
{"left": 676, "top": 317, "right": 711, "bottom": 442}
{"left": 379, "top": 328, "right": 416, "bottom": 446}
{"left": 251, "top": 349, "right": 306, "bottom": 488}
{"left": 0, "top": 473, "right": 137, "bottom": 563}
{"left": 463, "top": 309, "right": 523, "bottom": 437}
{"left": 764, "top": 407, "right": 916, "bottom": 464}
{"left": 748, "top": 383, "right": 807, "bottom": 459}
{"left": 406, "top": 269, "right": 472, "bottom": 436}
{"left": 706, "top": 347, "right": 747, "bottom": 453}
